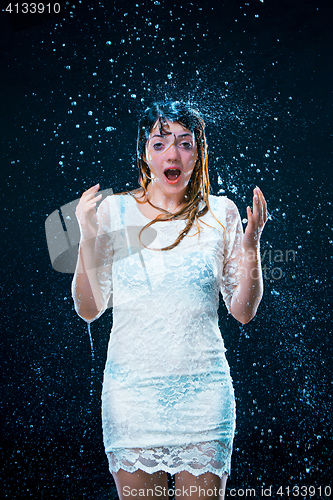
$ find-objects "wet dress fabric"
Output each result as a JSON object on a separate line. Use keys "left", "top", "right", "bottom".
{"left": 72, "top": 193, "right": 244, "bottom": 477}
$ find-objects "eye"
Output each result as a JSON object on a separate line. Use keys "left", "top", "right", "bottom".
{"left": 152, "top": 142, "right": 165, "bottom": 151}
{"left": 180, "top": 141, "right": 193, "bottom": 150}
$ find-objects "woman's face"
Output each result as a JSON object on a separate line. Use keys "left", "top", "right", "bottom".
{"left": 144, "top": 119, "right": 198, "bottom": 195}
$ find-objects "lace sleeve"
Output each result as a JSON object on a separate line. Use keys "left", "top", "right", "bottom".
{"left": 92, "top": 197, "right": 114, "bottom": 320}
{"left": 220, "top": 198, "right": 244, "bottom": 313}
{"left": 71, "top": 196, "right": 113, "bottom": 323}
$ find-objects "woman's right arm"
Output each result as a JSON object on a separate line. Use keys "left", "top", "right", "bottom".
{"left": 71, "top": 183, "right": 109, "bottom": 322}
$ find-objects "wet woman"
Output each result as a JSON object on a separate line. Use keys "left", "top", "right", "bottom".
{"left": 72, "top": 101, "right": 267, "bottom": 500}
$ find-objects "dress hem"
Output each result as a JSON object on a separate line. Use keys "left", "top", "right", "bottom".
{"left": 106, "top": 453, "right": 231, "bottom": 478}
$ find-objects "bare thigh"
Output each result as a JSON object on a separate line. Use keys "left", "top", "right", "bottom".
{"left": 112, "top": 468, "right": 169, "bottom": 500}
{"left": 174, "top": 471, "right": 228, "bottom": 500}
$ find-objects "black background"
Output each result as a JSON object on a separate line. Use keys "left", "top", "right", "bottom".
{"left": 1, "top": 0, "right": 332, "bottom": 498}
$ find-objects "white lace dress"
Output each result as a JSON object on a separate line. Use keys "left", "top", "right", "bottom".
{"left": 72, "top": 193, "right": 244, "bottom": 478}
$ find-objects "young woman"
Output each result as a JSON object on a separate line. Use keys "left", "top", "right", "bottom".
{"left": 72, "top": 101, "right": 267, "bottom": 500}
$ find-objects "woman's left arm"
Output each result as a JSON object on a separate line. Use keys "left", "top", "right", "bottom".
{"left": 230, "top": 187, "right": 267, "bottom": 324}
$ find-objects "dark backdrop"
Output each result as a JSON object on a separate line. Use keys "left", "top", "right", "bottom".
{"left": 1, "top": 0, "right": 332, "bottom": 498}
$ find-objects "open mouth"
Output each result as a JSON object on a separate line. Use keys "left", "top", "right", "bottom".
{"left": 164, "top": 168, "right": 181, "bottom": 183}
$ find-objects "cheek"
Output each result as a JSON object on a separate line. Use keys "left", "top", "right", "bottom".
{"left": 186, "top": 150, "right": 198, "bottom": 168}
{"left": 146, "top": 148, "right": 164, "bottom": 164}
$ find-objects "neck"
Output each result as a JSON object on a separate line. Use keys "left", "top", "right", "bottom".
{"left": 146, "top": 183, "right": 187, "bottom": 213}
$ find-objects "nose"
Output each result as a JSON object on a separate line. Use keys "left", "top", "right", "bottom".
{"left": 165, "top": 142, "right": 180, "bottom": 161}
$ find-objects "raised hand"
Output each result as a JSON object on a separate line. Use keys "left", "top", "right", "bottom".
{"left": 75, "top": 183, "right": 102, "bottom": 242}
{"left": 243, "top": 186, "right": 267, "bottom": 250}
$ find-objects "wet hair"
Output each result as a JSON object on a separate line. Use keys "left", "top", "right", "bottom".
{"left": 129, "top": 100, "right": 220, "bottom": 251}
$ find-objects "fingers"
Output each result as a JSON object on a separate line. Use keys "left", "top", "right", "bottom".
{"left": 258, "top": 187, "right": 267, "bottom": 224}
{"left": 261, "top": 189, "right": 267, "bottom": 223}
{"left": 252, "top": 186, "right": 267, "bottom": 227}
{"left": 244, "top": 187, "right": 267, "bottom": 247}
{"left": 80, "top": 184, "right": 102, "bottom": 206}
{"left": 76, "top": 183, "right": 102, "bottom": 218}
{"left": 85, "top": 194, "right": 102, "bottom": 209}
{"left": 246, "top": 205, "right": 253, "bottom": 225}
{"left": 85, "top": 183, "right": 100, "bottom": 192}
{"left": 82, "top": 183, "right": 100, "bottom": 199}
{"left": 252, "top": 188, "right": 259, "bottom": 219}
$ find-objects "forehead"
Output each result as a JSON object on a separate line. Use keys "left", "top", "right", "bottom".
{"left": 149, "top": 119, "right": 193, "bottom": 137}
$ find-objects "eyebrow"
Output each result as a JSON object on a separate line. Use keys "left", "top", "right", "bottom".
{"left": 151, "top": 133, "right": 193, "bottom": 139}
